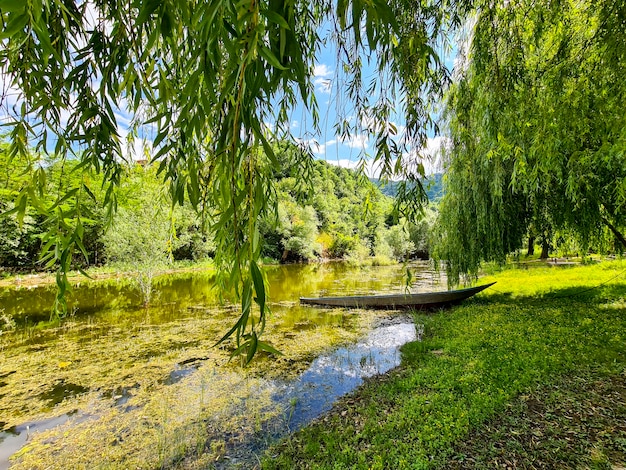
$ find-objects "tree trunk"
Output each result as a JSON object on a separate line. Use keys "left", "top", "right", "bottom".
{"left": 527, "top": 236, "right": 535, "bottom": 256}
{"left": 540, "top": 240, "right": 549, "bottom": 259}
{"left": 601, "top": 216, "right": 626, "bottom": 250}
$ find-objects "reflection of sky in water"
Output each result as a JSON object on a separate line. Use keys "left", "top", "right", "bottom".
{"left": 1, "top": 322, "right": 416, "bottom": 470}
{"left": 275, "top": 323, "right": 416, "bottom": 430}
{"left": 214, "top": 322, "right": 417, "bottom": 469}
{"left": 0, "top": 415, "right": 72, "bottom": 470}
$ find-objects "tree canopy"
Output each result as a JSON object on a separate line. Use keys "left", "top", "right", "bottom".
{"left": 0, "top": 0, "right": 453, "bottom": 359}
{"left": 434, "top": 0, "right": 626, "bottom": 284}
{"left": 1, "top": 142, "right": 404, "bottom": 272}
{"left": 4, "top": 0, "right": 624, "bottom": 346}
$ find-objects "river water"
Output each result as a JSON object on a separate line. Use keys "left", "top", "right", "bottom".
{"left": 0, "top": 262, "right": 442, "bottom": 469}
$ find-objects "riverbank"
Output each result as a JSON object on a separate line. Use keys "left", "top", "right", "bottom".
{"left": 0, "top": 260, "right": 217, "bottom": 289}
{"left": 263, "top": 260, "right": 626, "bottom": 469}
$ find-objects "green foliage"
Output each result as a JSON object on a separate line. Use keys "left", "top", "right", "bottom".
{"left": 434, "top": 0, "right": 626, "bottom": 284}
{"left": 384, "top": 222, "right": 415, "bottom": 261}
{"left": 0, "top": 205, "right": 40, "bottom": 269}
{"left": 103, "top": 207, "right": 170, "bottom": 267}
{"left": 104, "top": 166, "right": 170, "bottom": 265}
{"left": 345, "top": 239, "right": 372, "bottom": 264}
{"left": 0, "top": 0, "right": 452, "bottom": 356}
{"left": 327, "top": 232, "right": 359, "bottom": 259}
{"left": 0, "top": 143, "right": 42, "bottom": 270}
{"left": 408, "top": 205, "right": 436, "bottom": 258}
{"left": 375, "top": 206, "right": 437, "bottom": 261}
{"left": 0, "top": 144, "right": 396, "bottom": 271}
{"left": 260, "top": 150, "right": 395, "bottom": 262}
{"left": 0, "top": 143, "right": 107, "bottom": 273}
{"left": 169, "top": 204, "right": 216, "bottom": 262}
{"left": 278, "top": 203, "right": 321, "bottom": 262}
{"left": 101, "top": 164, "right": 219, "bottom": 304}
{"left": 0, "top": 148, "right": 215, "bottom": 273}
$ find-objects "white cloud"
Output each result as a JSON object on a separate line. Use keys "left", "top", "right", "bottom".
{"left": 313, "top": 63, "right": 333, "bottom": 94}
{"left": 359, "top": 113, "right": 404, "bottom": 137}
{"left": 342, "top": 134, "right": 369, "bottom": 150}
{"left": 314, "top": 64, "right": 333, "bottom": 77}
{"left": 263, "top": 121, "right": 275, "bottom": 133}
{"left": 422, "top": 135, "right": 449, "bottom": 174}
{"left": 401, "top": 136, "right": 450, "bottom": 175}
{"left": 84, "top": 1, "right": 114, "bottom": 35}
{"left": 309, "top": 140, "right": 326, "bottom": 155}
{"left": 123, "top": 136, "right": 153, "bottom": 162}
{"left": 113, "top": 111, "right": 133, "bottom": 131}
{"left": 325, "top": 135, "right": 449, "bottom": 180}
{"left": 326, "top": 158, "right": 358, "bottom": 170}
{"left": 452, "top": 15, "right": 477, "bottom": 78}
{"left": 297, "top": 132, "right": 370, "bottom": 156}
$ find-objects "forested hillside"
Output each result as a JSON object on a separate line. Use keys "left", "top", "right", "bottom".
{"left": 261, "top": 147, "right": 433, "bottom": 262}
{"left": 262, "top": 150, "right": 392, "bottom": 262}
{"left": 0, "top": 143, "right": 433, "bottom": 272}
{"left": 373, "top": 173, "right": 444, "bottom": 202}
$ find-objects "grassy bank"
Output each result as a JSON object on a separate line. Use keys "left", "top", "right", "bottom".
{"left": 263, "top": 260, "right": 626, "bottom": 469}
{"left": 0, "top": 259, "right": 216, "bottom": 288}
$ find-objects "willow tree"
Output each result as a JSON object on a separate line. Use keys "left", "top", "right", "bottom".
{"left": 434, "top": 0, "right": 626, "bottom": 284}
{"left": 0, "top": 0, "right": 453, "bottom": 359}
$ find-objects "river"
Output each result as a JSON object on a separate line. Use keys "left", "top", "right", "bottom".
{"left": 0, "top": 262, "right": 442, "bottom": 469}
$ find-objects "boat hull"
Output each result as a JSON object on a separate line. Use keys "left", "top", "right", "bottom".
{"left": 299, "top": 282, "right": 496, "bottom": 309}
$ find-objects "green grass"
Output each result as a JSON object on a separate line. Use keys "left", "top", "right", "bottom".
{"left": 446, "top": 370, "right": 626, "bottom": 468}
{"left": 262, "top": 260, "right": 626, "bottom": 469}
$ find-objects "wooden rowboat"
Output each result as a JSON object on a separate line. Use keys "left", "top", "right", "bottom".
{"left": 300, "top": 282, "right": 496, "bottom": 309}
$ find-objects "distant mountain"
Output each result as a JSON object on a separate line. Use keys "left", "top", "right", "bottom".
{"left": 372, "top": 173, "right": 444, "bottom": 202}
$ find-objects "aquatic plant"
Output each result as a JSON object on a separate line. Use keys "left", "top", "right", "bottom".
{"left": 0, "top": 311, "right": 16, "bottom": 333}
{"left": 2, "top": 263, "right": 410, "bottom": 468}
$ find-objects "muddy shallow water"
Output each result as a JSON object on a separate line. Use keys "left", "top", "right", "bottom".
{"left": 0, "top": 262, "right": 442, "bottom": 469}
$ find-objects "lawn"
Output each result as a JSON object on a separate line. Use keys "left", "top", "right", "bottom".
{"left": 263, "top": 260, "right": 626, "bottom": 469}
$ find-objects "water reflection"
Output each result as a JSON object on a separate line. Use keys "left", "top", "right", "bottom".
{"left": 278, "top": 321, "right": 416, "bottom": 430}
{"left": 0, "top": 415, "right": 73, "bottom": 470}
{"left": 0, "top": 262, "right": 439, "bottom": 469}
{"left": 0, "top": 262, "right": 442, "bottom": 323}
{"left": 214, "top": 321, "right": 417, "bottom": 469}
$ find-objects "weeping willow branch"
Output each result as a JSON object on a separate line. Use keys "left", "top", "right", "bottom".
{"left": 0, "top": 0, "right": 455, "bottom": 361}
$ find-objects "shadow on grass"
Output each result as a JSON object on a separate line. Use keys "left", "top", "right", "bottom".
{"left": 444, "top": 369, "right": 626, "bottom": 469}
